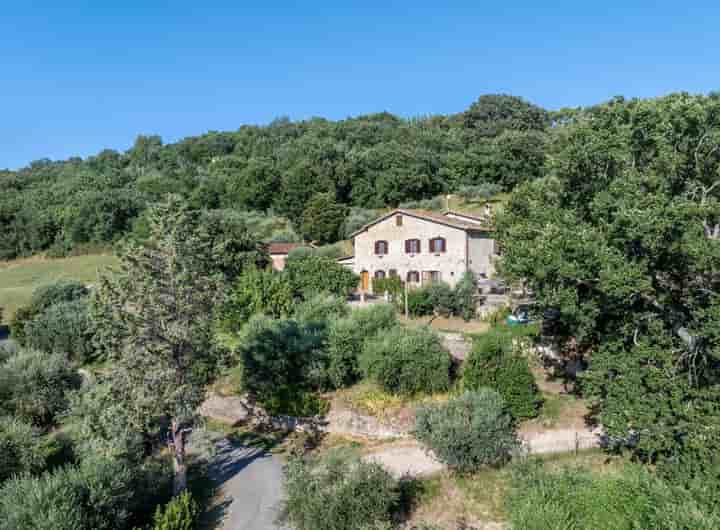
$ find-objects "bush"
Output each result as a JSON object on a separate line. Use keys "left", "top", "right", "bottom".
{"left": 463, "top": 329, "right": 541, "bottom": 420}
{"left": 64, "top": 381, "right": 145, "bottom": 463}
{"left": 0, "top": 416, "right": 48, "bottom": 484}
{"left": 285, "top": 255, "right": 359, "bottom": 298}
{"left": 24, "top": 299, "right": 96, "bottom": 363}
{"left": 372, "top": 276, "right": 403, "bottom": 301}
{"left": 238, "top": 316, "right": 324, "bottom": 401}
{"left": 325, "top": 305, "right": 397, "bottom": 389}
{"left": 0, "top": 457, "right": 137, "bottom": 530}
{"left": 407, "top": 287, "right": 434, "bottom": 317}
{"left": 505, "top": 460, "right": 720, "bottom": 530}
{"left": 293, "top": 293, "right": 350, "bottom": 324}
{"left": 261, "top": 386, "right": 330, "bottom": 417}
{"left": 221, "top": 267, "right": 294, "bottom": 331}
{"left": 148, "top": 491, "right": 199, "bottom": 530}
{"left": 414, "top": 389, "right": 519, "bottom": 472}
{"left": 360, "top": 326, "right": 450, "bottom": 395}
{"left": 453, "top": 272, "right": 478, "bottom": 321}
{"left": 0, "top": 348, "right": 81, "bottom": 427}
{"left": 10, "top": 280, "right": 89, "bottom": 344}
{"left": 283, "top": 451, "right": 399, "bottom": 530}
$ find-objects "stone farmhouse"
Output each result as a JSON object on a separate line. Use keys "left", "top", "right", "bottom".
{"left": 338, "top": 208, "right": 498, "bottom": 293}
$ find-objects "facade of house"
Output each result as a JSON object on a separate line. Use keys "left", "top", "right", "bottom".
{"left": 342, "top": 209, "right": 497, "bottom": 292}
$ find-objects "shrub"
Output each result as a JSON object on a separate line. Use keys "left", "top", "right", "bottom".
{"left": 238, "top": 316, "right": 324, "bottom": 401}
{"left": 261, "top": 386, "right": 330, "bottom": 417}
{"left": 0, "top": 457, "right": 136, "bottom": 530}
{"left": 293, "top": 293, "right": 350, "bottom": 323}
{"left": 372, "top": 276, "right": 403, "bottom": 301}
{"left": 285, "top": 255, "right": 359, "bottom": 298}
{"left": 360, "top": 326, "right": 450, "bottom": 395}
{"left": 425, "top": 282, "right": 455, "bottom": 317}
{"left": 325, "top": 305, "right": 397, "bottom": 389}
{"left": 24, "top": 299, "right": 96, "bottom": 363}
{"left": 505, "top": 460, "right": 720, "bottom": 530}
{"left": 463, "top": 328, "right": 541, "bottom": 420}
{"left": 10, "top": 280, "right": 89, "bottom": 344}
{"left": 148, "top": 491, "right": 199, "bottom": 530}
{"left": 414, "top": 389, "right": 519, "bottom": 472}
{"left": 221, "top": 267, "right": 294, "bottom": 331}
{"left": 0, "top": 348, "right": 81, "bottom": 427}
{"left": 63, "top": 381, "right": 145, "bottom": 463}
{"left": 283, "top": 451, "right": 399, "bottom": 530}
{"left": 0, "top": 416, "right": 48, "bottom": 484}
{"left": 30, "top": 280, "right": 90, "bottom": 313}
{"left": 407, "top": 287, "right": 433, "bottom": 317}
{"left": 453, "top": 272, "right": 478, "bottom": 321}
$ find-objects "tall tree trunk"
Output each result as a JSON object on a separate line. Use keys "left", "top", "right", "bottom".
{"left": 170, "top": 419, "right": 188, "bottom": 496}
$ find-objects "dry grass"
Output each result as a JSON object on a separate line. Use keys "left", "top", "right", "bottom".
{"left": 0, "top": 253, "right": 118, "bottom": 324}
{"left": 400, "top": 314, "right": 490, "bottom": 334}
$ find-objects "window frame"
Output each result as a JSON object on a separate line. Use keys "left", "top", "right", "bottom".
{"left": 405, "top": 238, "right": 421, "bottom": 254}
{"left": 374, "top": 240, "right": 389, "bottom": 255}
{"left": 429, "top": 237, "right": 446, "bottom": 253}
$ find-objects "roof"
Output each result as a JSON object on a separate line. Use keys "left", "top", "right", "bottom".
{"left": 336, "top": 255, "right": 355, "bottom": 263}
{"left": 349, "top": 208, "right": 493, "bottom": 238}
{"left": 267, "top": 242, "right": 305, "bottom": 255}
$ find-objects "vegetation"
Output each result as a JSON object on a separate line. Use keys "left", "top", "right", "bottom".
{"left": 506, "top": 459, "right": 720, "bottom": 530}
{"left": 497, "top": 93, "right": 720, "bottom": 489}
{"left": 0, "top": 94, "right": 548, "bottom": 260}
{"left": 415, "top": 390, "right": 519, "bottom": 473}
{"left": 283, "top": 451, "right": 399, "bottom": 530}
{"left": 462, "top": 327, "right": 541, "bottom": 420}
{"left": 147, "top": 491, "right": 199, "bottom": 530}
{"left": 360, "top": 326, "right": 451, "bottom": 395}
{"left": 0, "top": 254, "right": 117, "bottom": 326}
{"left": 285, "top": 255, "right": 359, "bottom": 298}
{"left": 0, "top": 416, "right": 47, "bottom": 483}
{"left": 325, "top": 304, "right": 397, "bottom": 389}
{"left": 405, "top": 273, "right": 479, "bottom": 321}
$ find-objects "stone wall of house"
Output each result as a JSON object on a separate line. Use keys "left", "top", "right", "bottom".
{"left": 468, "top": 232, "right": 496, "bottom": 278}
{"left": 353, "top": 213, "right": 470, "bottom": 288}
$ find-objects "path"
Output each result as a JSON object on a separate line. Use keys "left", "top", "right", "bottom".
{"left": 364, "top": 426, "right": 602, "bottom": 478}
{"left": 206, "top": 439, "right": 288, "bottom": 530}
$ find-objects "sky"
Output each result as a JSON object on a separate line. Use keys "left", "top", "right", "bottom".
{"left": 2, "top": 1, "right": 720, "bottom": 169}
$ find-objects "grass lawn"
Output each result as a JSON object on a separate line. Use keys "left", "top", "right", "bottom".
{"left": 0, "top": 253, "right": 118, "bottom": 325}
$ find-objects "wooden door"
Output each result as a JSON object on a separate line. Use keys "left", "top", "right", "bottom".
{"left": 361, "top": 271, "right": 369, "bottom": 291}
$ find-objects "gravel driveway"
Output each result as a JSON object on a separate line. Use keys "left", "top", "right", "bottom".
{"left": 207, "top": 439, "right": 288, "bottom": 530}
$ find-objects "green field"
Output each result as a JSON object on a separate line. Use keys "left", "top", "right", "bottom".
{"left": 0, "top": 254, "right": 118, "bottom": 325}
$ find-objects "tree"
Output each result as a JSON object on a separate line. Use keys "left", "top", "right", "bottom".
{"left": 497, "top": 93, "right": 720, "bottom": 477}
{"left": 285, "top": 255, "right": 359, "bottom": 298}
{"left": 93, "top": 195, "right": 221, "bottom": 494}
{"left": 300, "top": 192, "right": 349, "bottom": 244}
{"left": 360, "top": 326, "right": 450, "bottom": 395}
{"left": 415, "top": 389, "right": 519, "bottom": 472}
{"left": 0, "top": 416, "right": 47, "bottom": 484}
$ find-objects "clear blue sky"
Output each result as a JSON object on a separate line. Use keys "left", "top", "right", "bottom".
{"left": 2, "top": 1, "right": 720, "bottom": 169}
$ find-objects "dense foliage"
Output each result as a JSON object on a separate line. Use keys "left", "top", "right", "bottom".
{"left": 24, "top": 299, "right": 96, "bottom": 363}
{"left": 283, "top": 451, "right": 399, "bottom": 530}
{"left": 147, "top": 491, "right": 199, "bottom": 530}
{"left": 497, "top": 93, "right": 720, "bottom": 481}
{"left": 506, "top": 460, "right": 720, "bottom": 530}
{"left": 0, "top": 94, "right": 549, "bottom": 259}
{"left": 360, "top": 326, "right": 450, "bottom": 395}
{"left": 414, "top": 389, "right": 519, "bottom": 472}
{"left": 324, "top": 304, "right": 397, "bottom": 388}
{"left": 462, "top": 327, "right": 541, "bottom": 420}
{"left": 285, "top": 255, "right": 359, "bottom": 298}
{"left": 0, "top": 416, "right": 47, "bottom": 484}
{"left": 0, "top": 348, "right": 80, "bottom": 427}
{"left": 405, "top": 273, "right": 479, "bottom": 321}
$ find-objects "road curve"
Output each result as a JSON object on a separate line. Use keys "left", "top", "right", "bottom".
{"left": 208, "top": 439, "right": 288, "bottom": 530}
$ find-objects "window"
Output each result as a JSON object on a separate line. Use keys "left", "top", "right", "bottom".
{"left": 406, "top": 270, "right": 420, "bottom": 283}
{"left": 429, "top": 237, "right": 446, "bottom": 253}
{"left": 389, "top": 269, "right": 398, "bottom": 277}
{"left": 396, "top": 215, "right": 403, "bottom": 226}
{"left": 430, "top": 271, "right": 442, "bottom": 283}
{"left": 374, "top": 270, "right": 386, "bottom": 279}
{"left": 404, "top": 238, "right": 421, "bottom": 254}
{"left": 374, "top": 240, "right": 389, "bottom": 255}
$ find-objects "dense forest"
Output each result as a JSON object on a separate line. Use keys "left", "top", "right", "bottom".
{"left": 0, "top": 94, "right": 548, "bottom": 258}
